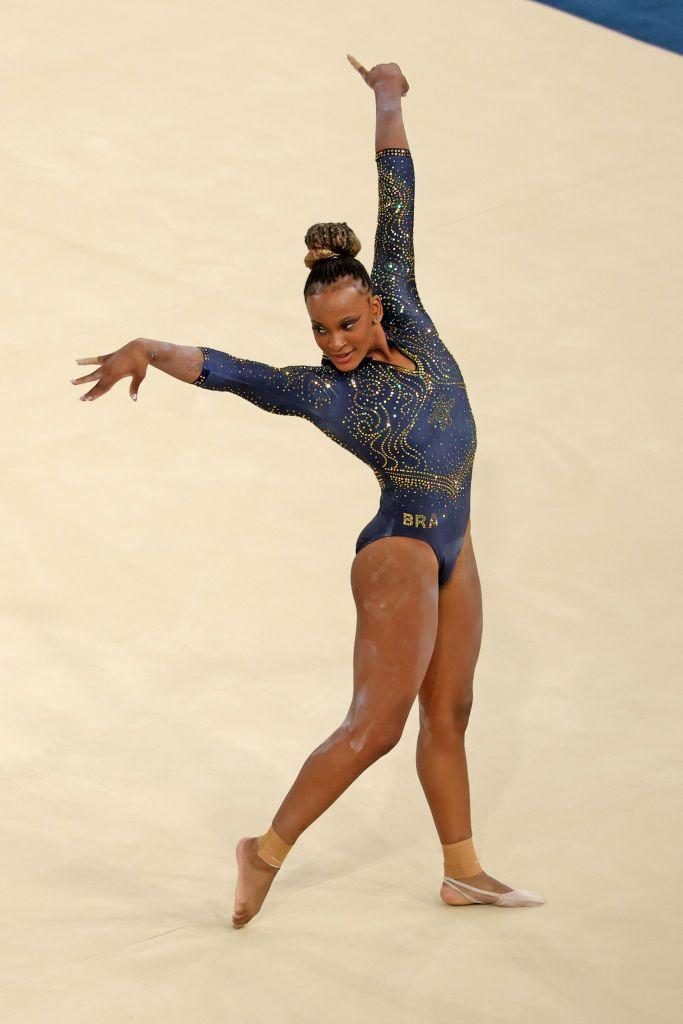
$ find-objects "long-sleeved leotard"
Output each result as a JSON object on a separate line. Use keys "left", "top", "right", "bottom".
{"left": 192, "top": 147, "right": 477, "bottom": 587}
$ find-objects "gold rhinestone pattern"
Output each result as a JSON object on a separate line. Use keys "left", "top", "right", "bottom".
{"left": 192, "top": 147, "right": 477, "bottom": 579}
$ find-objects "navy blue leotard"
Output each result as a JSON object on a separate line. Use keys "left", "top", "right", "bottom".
{"left": 192, "top": 146, "right": 477, "bottom": 587}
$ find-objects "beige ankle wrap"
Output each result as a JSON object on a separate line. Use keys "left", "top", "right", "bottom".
{"left": 256, "top": 825, "right": 292, "bottom": 868}
{"left": 442, "top": 836, "right": 481, "bottom": 879}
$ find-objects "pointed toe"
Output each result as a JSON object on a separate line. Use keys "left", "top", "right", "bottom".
{"left": 443, "top": 875, "right": 545, "bottom": 907}
{"left": 496, "top": 888, "right": 545, "bottom": 907}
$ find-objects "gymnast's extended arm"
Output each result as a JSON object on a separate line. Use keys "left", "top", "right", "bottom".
{"left": 146, "top": 339, "right": 321, "bottom": 417}
{"left": 70, "top": 337, "right": 323, "bottom": 416}
{"left": 349, "top": 57, "right": 440, "bottom": 343}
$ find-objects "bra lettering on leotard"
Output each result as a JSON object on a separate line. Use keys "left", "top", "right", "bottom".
{"left": 403, "top": 512, "right": 440, "bottom": 528}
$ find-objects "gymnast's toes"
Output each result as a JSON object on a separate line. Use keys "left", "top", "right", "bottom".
{"left": 232, "top": 836, "right": 279, "bottom": 928}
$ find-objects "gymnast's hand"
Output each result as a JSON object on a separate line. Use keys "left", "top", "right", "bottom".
{"left": 70, "top": 338, "right": 154, "bottom": 402}
{"left": 346, "top": 55, "right": 409, "bottom": 98}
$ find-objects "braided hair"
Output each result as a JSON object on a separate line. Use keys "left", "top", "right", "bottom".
{"left": 303, "top": 221, "right": 374, "bottom": 300}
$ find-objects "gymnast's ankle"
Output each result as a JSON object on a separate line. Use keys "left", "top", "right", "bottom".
{"left": 255, "top": 823, "right": 294, "bottom": 869}
{"left": 441, "top": 835, "right": 481, "bottom": 879}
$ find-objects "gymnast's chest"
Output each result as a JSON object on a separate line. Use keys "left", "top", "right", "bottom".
{"left": 316, "top": 369, "right": 472, "bottom": 444}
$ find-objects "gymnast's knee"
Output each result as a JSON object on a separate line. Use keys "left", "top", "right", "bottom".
{"left": 346, "top": 716, "right": 407, "bottom": 760}
{"left": 418, "top": 696, "right": 474, "bottom": 739}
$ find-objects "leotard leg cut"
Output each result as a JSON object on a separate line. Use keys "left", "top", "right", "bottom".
{"left": 192, "top": 147, "right": 477, "bottom": 589}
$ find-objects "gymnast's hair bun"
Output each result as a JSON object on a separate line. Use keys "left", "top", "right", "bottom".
{"left": 304, "top": 221, "right": 361, "bottom": 269}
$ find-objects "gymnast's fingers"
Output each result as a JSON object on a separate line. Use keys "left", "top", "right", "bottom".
{"left": 347, "top": 53, "right": 369, "bottom": 82}
{"left": 78, "top": 376, "right": 116, "bottom": 402}
{"left": 75, "top": 353, "right": 113, "bottom": 366}
{"left": 70, "top": 369, "right": 102, "bottom": 386}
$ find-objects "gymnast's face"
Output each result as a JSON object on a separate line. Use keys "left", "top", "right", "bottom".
{"left": 306, "top": 279, "right": 384, "bottom": 372}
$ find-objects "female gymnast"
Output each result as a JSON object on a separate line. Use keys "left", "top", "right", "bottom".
{"left": 71, "top": 57, "right": 544, "bottom": 926}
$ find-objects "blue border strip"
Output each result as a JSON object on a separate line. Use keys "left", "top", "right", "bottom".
{"left": 531, "top": 2, "right": 683, "bottom": 56}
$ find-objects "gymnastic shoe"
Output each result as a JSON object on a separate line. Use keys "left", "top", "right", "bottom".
{"left": 441, "top": 875, "right": 545, "bottom": 907}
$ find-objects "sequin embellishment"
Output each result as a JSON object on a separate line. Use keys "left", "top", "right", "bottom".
{"left": 192, "top": 147, "right": 477, "bottom": 587}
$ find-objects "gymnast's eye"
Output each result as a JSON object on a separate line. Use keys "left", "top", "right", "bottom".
{"left": 314, "top": 321, "right": 357, "bottom": 333}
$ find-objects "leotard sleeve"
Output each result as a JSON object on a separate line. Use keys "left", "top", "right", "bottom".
{"left": 192, "top": 345, "right": 330, "bottom": 420}
{"left": 372, "top": 147, "right": 459, "bottom": 375}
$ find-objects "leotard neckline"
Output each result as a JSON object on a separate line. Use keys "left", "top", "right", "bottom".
{"left": 381, "top": 332, "right": 420, "bottom": 375}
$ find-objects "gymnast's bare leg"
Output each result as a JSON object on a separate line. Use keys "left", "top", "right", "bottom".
{"left": 415, "top": 518, "right": 516, "bottom": 903}
{"left": 232, "top": 536, "right": 440, "bottom": 928}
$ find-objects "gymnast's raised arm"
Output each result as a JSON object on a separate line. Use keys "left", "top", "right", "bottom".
{"left": 347, "top": 56, "right": 439, "bottom": 342}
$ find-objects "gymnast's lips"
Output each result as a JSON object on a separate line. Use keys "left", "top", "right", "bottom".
{"left": 332, "top": 350, "right": 354, "bottom": 362}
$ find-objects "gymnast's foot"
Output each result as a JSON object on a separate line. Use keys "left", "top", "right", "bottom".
{"left": 232, "top": 836, "right": 280, "bottom": 928}
{"left": 440, "top": 869, "right": 544, "bottom": 907}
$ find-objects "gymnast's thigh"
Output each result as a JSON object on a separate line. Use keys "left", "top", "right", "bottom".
{"left": 349, "top": 536, "right": 440, "bottom": 720}
{"left": 417, "top": 519, "right": 483, "bottom": 716}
